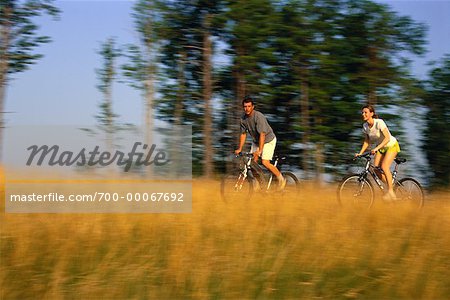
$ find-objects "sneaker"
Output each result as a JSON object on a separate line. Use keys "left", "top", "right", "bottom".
{"left": 389, "top": 190, "right": 397, "bottom": 200}
{"left": 278, "top": 176, "right": 286, "bottom": 191}
{"left": 382, "top": 190, "right": 397, "bottom": 202}
{"left": 253, "top": 179, "right": 261, "bottom": 191}
{"left": 382, "top": 193, "right": 392, "bottom": 201}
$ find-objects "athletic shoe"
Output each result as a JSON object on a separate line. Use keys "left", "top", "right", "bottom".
{"left": 383, "top": 190, "right": 397, "bottom": 201}
{"left": 253, "top": 179, "right": 261, "bottom": 191}
{"left": 278, "top": 176, "right": 286, "bottom": 191}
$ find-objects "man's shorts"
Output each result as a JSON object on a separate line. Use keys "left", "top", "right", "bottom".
{"left": 378, "top": 141, "right": 401, "bottom": 154}
{"left": 251, "top": 137, "right": 276, "bottom": 161}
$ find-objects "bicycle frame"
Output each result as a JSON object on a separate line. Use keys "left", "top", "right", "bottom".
{"left": 357, "top": 153, "right": 400, "bottom": 191}
{"left": 338, "top": 152, "right": 424, "bottom": 208}
{"left": 236, "top": 153, "right": 282, "bottom": 191}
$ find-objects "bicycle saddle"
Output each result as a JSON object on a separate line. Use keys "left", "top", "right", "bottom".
{"left": 394, "top": 157, "right": 407, "bottom": 164}
{"left": 272, "top": 155, "right": 287, "bottom": 162}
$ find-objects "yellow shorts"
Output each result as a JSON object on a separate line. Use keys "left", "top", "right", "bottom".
{"left": 378, "top": 141, "right": 401, "bottom": 154}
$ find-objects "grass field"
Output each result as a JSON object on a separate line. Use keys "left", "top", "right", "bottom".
{"left": 1, "top": 181, "right": 449, "bottom": 299}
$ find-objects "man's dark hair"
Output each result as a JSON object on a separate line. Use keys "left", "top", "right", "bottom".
{"left": 242, "top": 95, "right": 255, "bottom": 106}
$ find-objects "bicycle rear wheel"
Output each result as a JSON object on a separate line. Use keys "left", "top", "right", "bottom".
{"left": 280, "top": 171, "right": 300, "bottom": 198}
{"left": 394, "top": 177, "right": 424, "bottom": 208}
{"left": 337, "top": 174, "right": 374, "bottom": 208}
{"left": 220, "top": 175, "right": 253, "bottom": 202}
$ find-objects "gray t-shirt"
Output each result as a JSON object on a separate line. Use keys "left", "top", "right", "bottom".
{"left": 240, "top": 110, "right": 276, "bottom": 144}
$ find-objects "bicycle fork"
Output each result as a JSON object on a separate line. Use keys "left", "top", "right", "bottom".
{"left": 355, "top": 175, "right": 368, "bottom": 197}
{"left": 235, "top": 172, "right": 247, "bottom": 191}
{"left": 235, "top": 158, "right": 253, "bottom": 191}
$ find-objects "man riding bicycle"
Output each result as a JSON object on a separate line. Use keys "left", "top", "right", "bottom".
{"left": 234, "top": 95, "right": 286, "bottom": 190}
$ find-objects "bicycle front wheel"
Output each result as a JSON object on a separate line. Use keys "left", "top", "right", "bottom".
{"left": 220, "top": 175, "right": 253, "bottom": 202}
{"left": 337, "top": 174, "right": 374, "bottom": 208}
{"left": 394, "top": 178, "right": 424, "bottom": 208}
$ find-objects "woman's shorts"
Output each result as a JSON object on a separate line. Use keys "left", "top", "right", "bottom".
{"left": 378, "top": 141, "right": 401, "bottom": 154}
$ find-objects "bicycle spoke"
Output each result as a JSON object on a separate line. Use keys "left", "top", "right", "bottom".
{"left": 338, "top": 175, "right": 374, "bottom": 208}
{"left": 221, "top": 175, "right": 253, "bottom": 202}
{"left": 395, "top": 178, "right": 424, "bottom": 208}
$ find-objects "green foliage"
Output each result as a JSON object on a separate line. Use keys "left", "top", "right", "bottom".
{"left": 121, "top": 0, "right": 161, "bottom": 93}
{"left": 96, "top": 38, "right": 120, "bottom": 94}
{"left": 0, "top": 0, "right": 60, "bottom": 76}
{"left": 422, "top": 55, "right": 450, "bottom": 188}
{"left": 122, "top": 0, "right": 429, "bottom": 179}
{"left": 95, "top": 38, "right": 121, "bottom": 132}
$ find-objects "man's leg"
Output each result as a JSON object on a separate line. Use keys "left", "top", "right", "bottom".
{"left": 262, "top": 159, "right": 281, "bottom": 177}
{"left": 249, "top": 143, "right": 264, "bottom": 190}
{"left": 260, "top": 138, "right": 285, "bottom": 189}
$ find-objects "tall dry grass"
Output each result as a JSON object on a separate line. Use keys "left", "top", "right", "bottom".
{"left": 1, "top": 181, "right": 449, "bottom": 299}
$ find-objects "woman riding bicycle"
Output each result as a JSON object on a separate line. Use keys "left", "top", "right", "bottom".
{"left": 356, "top": 105, "right": 400, "bottom": 200}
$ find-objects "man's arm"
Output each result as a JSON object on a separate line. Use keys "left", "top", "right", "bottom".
{"left": 255, "top": 132, "right": 266, "bottom": 158}
{"left": 234, "top": 133, "right": 247, "bottom": 154}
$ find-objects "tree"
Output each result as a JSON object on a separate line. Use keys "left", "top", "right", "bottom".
{"left": 156, "top": 1, "right": 193, "bottom": 127}
{"left": 0, "top": 0, "right": 59, "bottom": 160}
{"left": 422, "top": 55, "right": 450, "bottom": 189}
{"left": 217, "top": 0, "right": 279, "bottom": 172}
{"left": 270, "top": 0, "right": 353, "bottom": 180}
{"left": 95, "top": 37, "right": 120, "bottom": 151}
{"left": 122, "top": 0, "right": 161, "bottom": 151}
{"left": 193, "top": 0, "right": 227, "bottom": 177}
{"left": 341, "top": 0, "right": 426, "bottom": 106}
{"left": 153, "top": 0, "right": 226, "bottom": 176}
{"left": 129, "top": 0, "right": 428, "bottom": 180}
{"left": 269, "top": 0, "right": 427, "bottom": 181}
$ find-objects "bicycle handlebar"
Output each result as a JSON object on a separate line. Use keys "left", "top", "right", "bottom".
{"left": 354, "top": 151, "right": 372, "bottom": 160}
{"left": 234, "top": 152, "right": 254, "bottom": 158}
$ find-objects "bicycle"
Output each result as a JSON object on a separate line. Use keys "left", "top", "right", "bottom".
{"left": 221, "top": 152, "right": 300, "bottom": 202}
{"left": 337, "top": 152, "right": 424, "bottom": 208}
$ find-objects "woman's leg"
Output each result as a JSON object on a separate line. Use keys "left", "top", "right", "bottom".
{"left": 373, "top": 152, "right": 386, "bottom": 183}
{"left": 380, "top": 151, "right": 398, "bottom": 192}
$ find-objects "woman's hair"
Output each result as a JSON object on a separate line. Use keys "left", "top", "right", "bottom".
{"left": 362, "top": 104, "right": 379, "bottom": 119}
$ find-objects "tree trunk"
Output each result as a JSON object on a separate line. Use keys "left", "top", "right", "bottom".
{"left": 313, "top": 113, "right": 324, "bottom": 185}
{"left": 235, "top": 59, "right": 246, "bottom": 132}
{"left": 300, "top": 67, "right": 310, "bottom": 178}
{"left": 314, "top": 141, "right": 325, "bottom": 185}
{"left": 202, "top": 15, "right": 213, "bottom": 177}
{"left": 367, "top": 46, "right": 377, "bottom": 105}
{"left": 104, "top": 82, "right": 114, "bottom": 154}
{"left": 144, "top": 74, "right": 154, "bottom": 144}
{"left": 368, "top": 88, "right": 377, "bottom": 106}
{"left": 172, "top": 51, "right": 186, "bottom": 178}
{"left": 144, "top": 59, "right": 155, "bottom": 177}
{"left": 0, "top": 79, "right": 6, "bottom": 162}
{"left": 224, "top": 65, "right": 246, "bottom": 174}
{"left": 175, "top": 51, "right": 186, "bottom": 127}
{"left": 0, "top": 5, "right": 12, "bottom": 162}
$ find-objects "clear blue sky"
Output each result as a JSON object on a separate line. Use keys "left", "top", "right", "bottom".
{"left": 5, "top": 0, "right": 450, "bottom": 126}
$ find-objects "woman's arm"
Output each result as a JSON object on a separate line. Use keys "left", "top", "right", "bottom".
{"left": 357, "top": 135, "right": 370, "bottom": 156}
